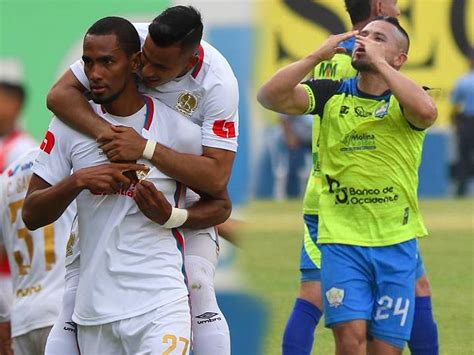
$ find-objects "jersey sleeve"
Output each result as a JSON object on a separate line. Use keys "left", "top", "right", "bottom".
{"left": 200, "top": 76, "right": 239, "bottom": 152}
{"left": 301, "top": 79, "right": 342, "bottom": 117}
{"left": 33, "top": 118, "right": 73, "bottom": 185}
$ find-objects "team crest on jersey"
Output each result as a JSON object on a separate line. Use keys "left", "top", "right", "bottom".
{"left": 176, "top": 91, "right": 199, "bottom": 117}
{"left": 326, "top": 287, "right": 345, "bottom": 308}
{"left": 375, "top": 102, "right": 390, "bottom": 118}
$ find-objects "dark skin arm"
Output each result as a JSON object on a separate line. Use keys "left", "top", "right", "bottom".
{"left": 134, "top": 180, "right": 231, "bottom": 229}
{"left": 23, "top": 163, "right": 144, "bottom": 230}
{"left": 48, "top": 72, "right": 235, "bottom": 198}
{"left": 0, "top": 322, "right": 13, "bottom": 355}
{"left": 98, "top": 126, "right": 235, "bottom": 198}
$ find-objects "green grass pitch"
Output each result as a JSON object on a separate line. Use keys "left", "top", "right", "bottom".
{"left": 239, "top": 199, "right": 473, "bottom": 354}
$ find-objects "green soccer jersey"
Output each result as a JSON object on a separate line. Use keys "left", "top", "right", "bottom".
{"left": 302, "top": 77, "right": 428, "bottom": 246}
{"left": 302, "top": 52, "right": 357, "bottom": 215}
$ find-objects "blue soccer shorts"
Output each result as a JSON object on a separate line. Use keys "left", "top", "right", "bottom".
{"left": 320, "top": 239, "right": 418, "bottom": 349}
{"left": 299, "top": 214, "right": 321, "bottom": 282}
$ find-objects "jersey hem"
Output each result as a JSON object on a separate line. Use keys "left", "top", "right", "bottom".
{"left": 302, "top": 210, "right": 319, "bottom": 215}
{"left": 72, "top": 290, "right": 189, "bottom": 326}
{"left": 12, "top": 318, "right": 56, "bottom": 338}
{"left": 202, "top": 140, "right": 238, "bottom": 152}
{"left": 318, "top": 234, "right": 426, "bottom": 247}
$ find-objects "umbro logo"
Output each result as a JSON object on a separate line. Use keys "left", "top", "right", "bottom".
{"left": 63, "top": 321, "right": 77, "bottom": 333}
{"left": 196, "top": 312, "right": 218, "bottom": 320}
{"left": 196, "top": 312, "right": 222, "bottom": 324}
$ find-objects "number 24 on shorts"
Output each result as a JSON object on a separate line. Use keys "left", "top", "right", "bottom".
{"left": 374, "top": 296, "right": 410, "bottom": 327}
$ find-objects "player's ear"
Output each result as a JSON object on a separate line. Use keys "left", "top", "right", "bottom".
{"left": 184, "top": 51, "right": 200, "bottom": 73}
{"left": 372, "top": 0, "right": 383, "bottom": 16}
{"left": 131, "top": 52, "right": 141, "bottom": 74}
{"left": 395, "top": 52, "right": 408, "bottom": 68}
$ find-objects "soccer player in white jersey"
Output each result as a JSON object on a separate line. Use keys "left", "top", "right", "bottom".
{"left": 46, "top": 6, "right": 237, "bottom": 354}
{"left": 23, "top": 17, "right": 230, "bottom": 354}
{"left": 0, "top": 82, "right": 37, "bottom": 350}
{"left": 0, "top": 148, "right": 75, "bottom": 355}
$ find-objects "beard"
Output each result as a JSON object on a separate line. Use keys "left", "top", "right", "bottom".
{"left": 90, "top": 81, "right": 128, "bottom": 105}
{"left": 351, "top": 58, "right": 374, "bottom": 72}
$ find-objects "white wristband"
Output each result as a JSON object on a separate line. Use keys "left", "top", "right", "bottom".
{"left": 163, "top": 208, "right": 189, "bottom": 228}
{"left": 142, "top": 140, "right": 156, "bottom": 160}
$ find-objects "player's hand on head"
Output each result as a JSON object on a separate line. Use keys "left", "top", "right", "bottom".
{"left": 97, "top": 125, "right": 147, "bottom": 162}
{"left": 314, "top": 30, "right": 358, "bottom": 61}
{"left": 75, "top": 162, "right": 146, "bottom": 194}
{"left": 355, "top": 35, "right": 386, "bottom": 68}
{"left": 134, "top": 180, "right": 172, "bottom": 225}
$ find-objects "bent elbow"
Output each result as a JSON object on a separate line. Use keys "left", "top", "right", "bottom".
{"left": 46, "top": 86, "right": 60, "bottom": 113}
{"left": 257, "top": 86, "right": 277, "bottom": 110}
{"left": 420, "top": 105, "right": 438, "bottom": 128}
{"left": 22, "top": 208, "right": 40, "bottom": 231}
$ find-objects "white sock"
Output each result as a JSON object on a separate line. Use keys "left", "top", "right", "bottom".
{"left": 186, "top": 255, "right": 230, "bottom": 355}
{"left": 45, "top": 259, "right": 80, "bottom": 355}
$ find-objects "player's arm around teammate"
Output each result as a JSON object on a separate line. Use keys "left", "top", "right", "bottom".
{"left": 22, "top": 162, "right": 145, "bottom": 230}
{"left": 134, "top": 179, "right": 231, "bottom": 228}
{"left": 48, "top": 74, "right": 234, "bottom": 198}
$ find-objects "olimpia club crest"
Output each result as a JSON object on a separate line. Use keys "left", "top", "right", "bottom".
{"left": 326, "top": 287, "right": 345, "bottom": 308}
{"left": 176, "top": 91, "right": 199, "bottom": 117}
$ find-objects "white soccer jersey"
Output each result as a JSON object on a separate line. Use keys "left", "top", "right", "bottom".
{"left": 70, "top": 23, "right": 239, "bottom": 153}
{"left": 0, "top": 131, "right": 37, "bottom": 173}
{"left": 0, "top": 148, "right": 76, "bottom": 338}
{"left": 33, "top": 96, "right": 202, "bottom": 326}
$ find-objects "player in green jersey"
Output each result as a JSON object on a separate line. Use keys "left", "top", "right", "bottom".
{"left": 280, "top": 2, "right": 438, "bottom": 355}
{"left": 258, "top": 15, "right": 437, "bottom": 354}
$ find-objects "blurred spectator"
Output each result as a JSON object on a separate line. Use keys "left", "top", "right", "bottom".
{"left": 279, "top": 114, "right": 312, "bottom": 197}
{"left": 0, "top": 81, "right": 36, "bottom": 172}
{"left": 256, "top": 114, "right": 313, "bottom": 199}
{"left": 0, "top": 62, "right": 36, "bottom": 354}
{"left": 451, "top": 53, "right": 474, "bottom": 196}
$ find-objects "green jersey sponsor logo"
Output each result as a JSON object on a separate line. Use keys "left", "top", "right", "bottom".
{"left": 354, "top": 106, "right": 372, "bottom": 118}
{"left": 318, "top": 62, "right": 339, "bottom": 78}
{"left": 340, "top": 130, "right": 376, "bottom": 152}
{"left": 326, "top": 175, "right": 400, "bottom": 206}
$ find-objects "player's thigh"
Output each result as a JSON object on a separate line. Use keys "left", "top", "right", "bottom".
{"left": 299, "top": 215, "right": 321, "bottom": 281}
{"left": 370, "top": 239, "right": 417, "bottom": 350}
{"left": 320, "top": 244, "right": 373, "bottom": 327}
{"left": 12, "top": 333, "right": 32, "bottom": 355}
{"left": 123, "top": 296, "right": 191, "bottom": 355}
{"left": 13, "top": 327, "right": 51, "bottom": 355}
{"left": 77, "top": 322, "right": 124, "bottom": 355}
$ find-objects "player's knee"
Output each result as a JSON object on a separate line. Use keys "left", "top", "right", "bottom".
{"left": 185, "top": 255, "right": 215, "bottom": 297}
{"left": 333, "top": 322, "right": 367, "bottom": 352}
{"left": 299, "top": 281, "right": 323, "bottom": 310}
{"left": 415, "top": 275, "right": 432, "bottom": 297}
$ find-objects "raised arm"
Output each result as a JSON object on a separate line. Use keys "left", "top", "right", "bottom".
{"left": 374, "top": 62, "right": 437, "bottom": 128}
{"left": 47, "top": 69, "right": 110, "bottom": 138}
{"left": 356, "top": 35, "right": 437, "bottom": 129}
{"left": 257, "top": 31, "right": 358, "bottom": 114}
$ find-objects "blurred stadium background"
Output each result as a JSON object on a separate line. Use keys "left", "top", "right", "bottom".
{"left": 1, "top": 0, "right": 472, "bottom": 354}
